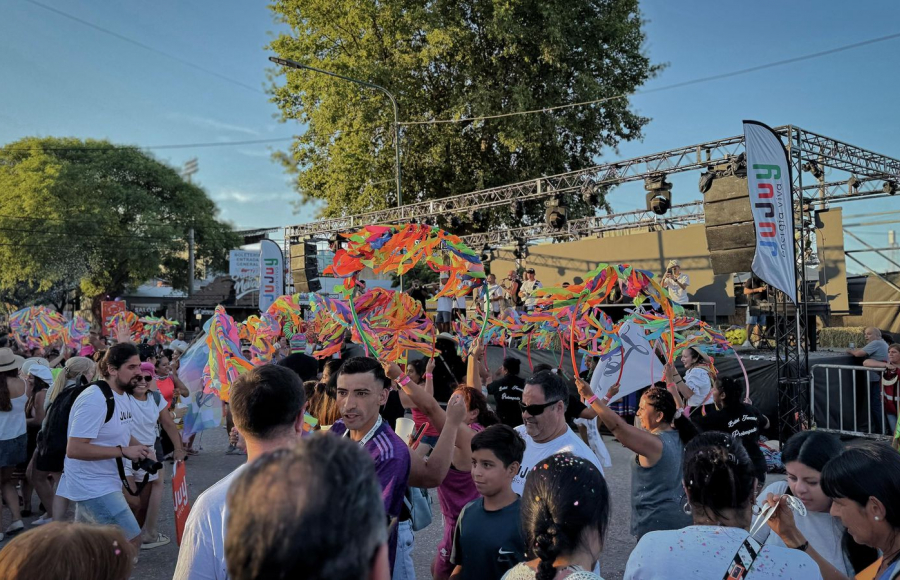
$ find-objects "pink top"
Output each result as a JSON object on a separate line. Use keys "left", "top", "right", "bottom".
{"left": 412, "top": 407, "right": 440, "bottom": 437}
{"left": 437, "top": 423, "right": 484, "bottom": 525}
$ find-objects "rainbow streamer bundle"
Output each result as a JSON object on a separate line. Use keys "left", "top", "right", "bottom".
{"left": 239, "top": 313, "right": 281, "bottom": 364}
{"left": 139, "top": 316, "right": 178, "bottom": 344}
{"left": 106, "top": 311, "right": 143, "bottom": 341}
{"left": 203, "top": 306, "right": 254, "bottom": 402}
{"left": 9, "top": 306, "right": 67, "bottom": 348}
{"left": 59, "top": 316, "right": 91, "bottom": 350}
{"left": 324, "top": 224, "right": 486, "bottom": 298}
{"left": 310, "top": 288, "right": 437, "bottom": 363}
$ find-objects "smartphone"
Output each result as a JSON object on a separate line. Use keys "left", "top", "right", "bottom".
{"left": 411, "top": 422, "right": 429, "bottom": 450}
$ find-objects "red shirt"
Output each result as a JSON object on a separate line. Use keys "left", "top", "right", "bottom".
{"left": 157, "top": 376, "right": 176, "bottom": 407}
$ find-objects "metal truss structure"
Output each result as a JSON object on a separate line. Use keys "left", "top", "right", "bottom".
{"left": 285, "top": 126, "right": 900, "bottom": 243}
{"left": 284, "top": 126, "right": 900, "bottom": 442}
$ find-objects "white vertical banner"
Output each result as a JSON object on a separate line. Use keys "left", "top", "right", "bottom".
{"left": 259, "top": 239, "right": 284, "bottom": 312}
{"left": 743, "top": 120, "right": 797, "bottom": 303}
{"left": 590, "top": 321, "right": 665, "bottom": 403}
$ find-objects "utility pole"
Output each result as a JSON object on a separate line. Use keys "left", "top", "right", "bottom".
{"left": 181, "top": 158, "right": 199, "bottom": 296}
{"left": 268, "top": 57, "right": 406, "bottom": 291}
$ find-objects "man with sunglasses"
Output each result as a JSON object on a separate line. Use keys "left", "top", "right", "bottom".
{"left": 511, "top": 370, "right": 603, "bottom": 496}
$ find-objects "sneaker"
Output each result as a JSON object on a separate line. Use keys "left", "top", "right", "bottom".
{"left": 141, "top": 533, "right": 171, "bottom": 550}
{"left": 225, "top": 444, "right": 240, "bottom": 455}
{"left": 31, "top": 514, "right": 53, "bottom": 526}
{"left": 5, "top": 521, "right": 24, "bottom": 537}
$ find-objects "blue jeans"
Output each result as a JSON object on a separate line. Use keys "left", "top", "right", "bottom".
{"left": 392, "top": 519, "right": 416, "bottom": 580}
{"left": 870, "top": 382, "right": 885, "bottom": 433}
{"left": 75, "top": 491, "right": 142, "bottom": 540}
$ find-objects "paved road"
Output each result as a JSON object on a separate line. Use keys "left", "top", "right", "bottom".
{"left": 1, "top": 426, "right": 782, "bottom": 580}
{"left": 130, "top": 427, "right": 638, "bottom": 580}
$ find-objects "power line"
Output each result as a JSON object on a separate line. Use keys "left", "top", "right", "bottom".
{"left": 2, "top": 136, "right": 294, "bottom": 153}
{"left": 24, "top": 0, "right": 265, "bottom": 95}
{"left": 399, "top": 31, "right": 900, "bottom": 126}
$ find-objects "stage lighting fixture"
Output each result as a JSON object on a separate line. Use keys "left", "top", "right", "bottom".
{"left": 803, "top": 160, "right": 824, "bottom": 179}
{"left": 544, "top": 195, "right": 568, "bottom": 229}
{"left": 883, "top": 181, "right": 898, "bottom": 195}
{"left": 480, "top": 244, "right": 493, "bottom": 263}
{"left": 581, "top": 179, "right": 600, "bottom": 205}
{"left": 644, "top": 175, "right": 672, "bottom": 215}
{"left": 450, "top": 216, "right": 461, "bottom": 229}
{"left": 847, "top": 175, "right": 862, "bottom": 193}
{"left": 698, "top": 171, "right": 715, "bottom": 194}
{"left": 471, "top": 210, "right": 483, "bottom": 224}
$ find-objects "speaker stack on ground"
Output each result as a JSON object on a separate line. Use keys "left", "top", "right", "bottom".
{"left": 703, "top": 175, "right": 756, "bottom": 275}
{"left": 289, "top": 240, "right": 322, "bottom": 293}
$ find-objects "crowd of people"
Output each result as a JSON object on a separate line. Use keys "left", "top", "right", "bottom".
{"left": 0, "top": 300, "right": 896, "bottom": 580}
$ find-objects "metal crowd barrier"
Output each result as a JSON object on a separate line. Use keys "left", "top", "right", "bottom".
{"left": 810, "top": 364, "right": 890, "bottom": 439}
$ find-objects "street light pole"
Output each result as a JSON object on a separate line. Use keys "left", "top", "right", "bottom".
{"left": 268, "top": 57, "right": 402, "bottom": 209}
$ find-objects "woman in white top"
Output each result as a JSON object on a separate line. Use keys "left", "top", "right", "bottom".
{"left": 502, "top": 452, "right": 609, "bottom": 580}
{"left": 127, "top": 363, "right": 185, "bottom": 550}
{"left": 624, "top": 432, "right": 822, "bottom": 580}
{"left": 755, "top": 431, "right": 877, "bottom": 580}
{"left": 665, "top": 347, "right": 714, "bottom": 413}
{"left": 0, "top": 349, "right": 27, "bottom": 539}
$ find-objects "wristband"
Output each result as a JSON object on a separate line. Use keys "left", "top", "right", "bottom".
{"left": 585, "top": 395, "right": 598, "bottom": 406}
{"left": 666, "top": 382, "right": 677, "bottom": 389}
{"left": 794, "top": 541, "right": 809, "bottom": 552}
{"left": 397, "top": 374, "right": 412, "bottom": 387}
{"left": 118, "top": 445, "right": 125, "bottom": 457}
{"left": 424, "top": 373, "right": 434, "bottom": 379}
{"left": 600, "top": 395, "right": 611, "bottom": 405}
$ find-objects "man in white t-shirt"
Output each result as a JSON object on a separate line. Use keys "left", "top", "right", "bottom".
{"left": 173, "top": 364, "right": 308, "bottom": 580}
{"left": 56, "top": 343, "right": 154, "bottom": 551}
{"left": 169, "top": 331, "right": 189, "bottom": 353}
{"left": 518, "top": 269, "right": 542, "bottom": 313}
{"left": 512, "top": 370, "right": 603, "bottom": 496}
{"left": 662, "top": 259, "right": 690, "bottom": 305}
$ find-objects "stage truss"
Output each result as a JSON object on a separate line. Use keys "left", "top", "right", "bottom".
{"left": 284, "top": 125, "right": 900, "bottom": 441}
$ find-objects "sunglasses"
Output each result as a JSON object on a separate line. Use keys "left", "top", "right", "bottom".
{"left": 518, "top": 399, "right": 560, "bottom": 416}
{"left": 135, "top": 375, "right": 153, "bottom": 382}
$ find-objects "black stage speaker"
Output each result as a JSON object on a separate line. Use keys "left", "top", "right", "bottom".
{"left": 703, "top": 175, "right": 756, "bottom": 274}
{"left": 290, "top": 241, "right": 322, "bottom": 293}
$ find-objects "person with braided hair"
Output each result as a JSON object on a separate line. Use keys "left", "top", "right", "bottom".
{"left": 502, "top": 452, "right": 610, "bottom": 580}
{"left": 624, "top": 432, "right": 822, "bottom": 579}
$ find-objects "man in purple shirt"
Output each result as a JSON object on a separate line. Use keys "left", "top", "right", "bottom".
{"left": 331, "top": 357, "right": 466, "bottom": 576}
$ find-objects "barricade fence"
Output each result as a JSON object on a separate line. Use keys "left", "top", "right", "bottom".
{"left": 810, "top": 364, "right": 894, "bottom": 439}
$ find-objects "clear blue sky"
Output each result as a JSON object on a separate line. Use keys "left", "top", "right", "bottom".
{"left": 1, "top": 1, "right": 899, "bottom": 272}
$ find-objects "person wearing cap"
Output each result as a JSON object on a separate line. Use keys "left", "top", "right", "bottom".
{"left": 664, "top": 347, "right": 715, "bottom": 416}
{"left": 19, "top": 364, "right": 53, "bottom": 518}
{"left": 662, "top": 259, "right": 690, "bottom": 305}
{"left": 0, "top": 348, "right": 27, "bottom": 540}
{"left": 518, "top": 269, "right": 542, "bottom": 313}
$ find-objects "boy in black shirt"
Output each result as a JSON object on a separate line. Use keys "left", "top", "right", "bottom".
{"left": 450, "top": 425, "right": 526, "bottom": 580}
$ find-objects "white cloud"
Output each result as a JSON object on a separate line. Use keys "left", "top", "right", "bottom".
{"left": 210, "top": 189, "right": 295, "bottom": 204}
{"left": 166, "top": 113, "right": 260, "bottom": 136}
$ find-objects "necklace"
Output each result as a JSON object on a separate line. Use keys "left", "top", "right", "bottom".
{"left": 345, "top": 415, "right": 383, "bottom": 447}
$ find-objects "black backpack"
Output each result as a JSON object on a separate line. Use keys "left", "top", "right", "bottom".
{"left": 36, "top": 379, "right": 115, "bottom": 467}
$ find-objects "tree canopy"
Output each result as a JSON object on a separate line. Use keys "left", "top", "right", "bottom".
{"left": 0, "top": 137, "right": 239, "bottom": 312}
{"left": 267, "top": 0, "right": 659, "bottom": 229}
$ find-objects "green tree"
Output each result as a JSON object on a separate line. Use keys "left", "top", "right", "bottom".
{"left": 0, "top": 137, "right": 240, "bottom": 317}
{"left": 267, "top": 0, "right": 659, "bottom": 230}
